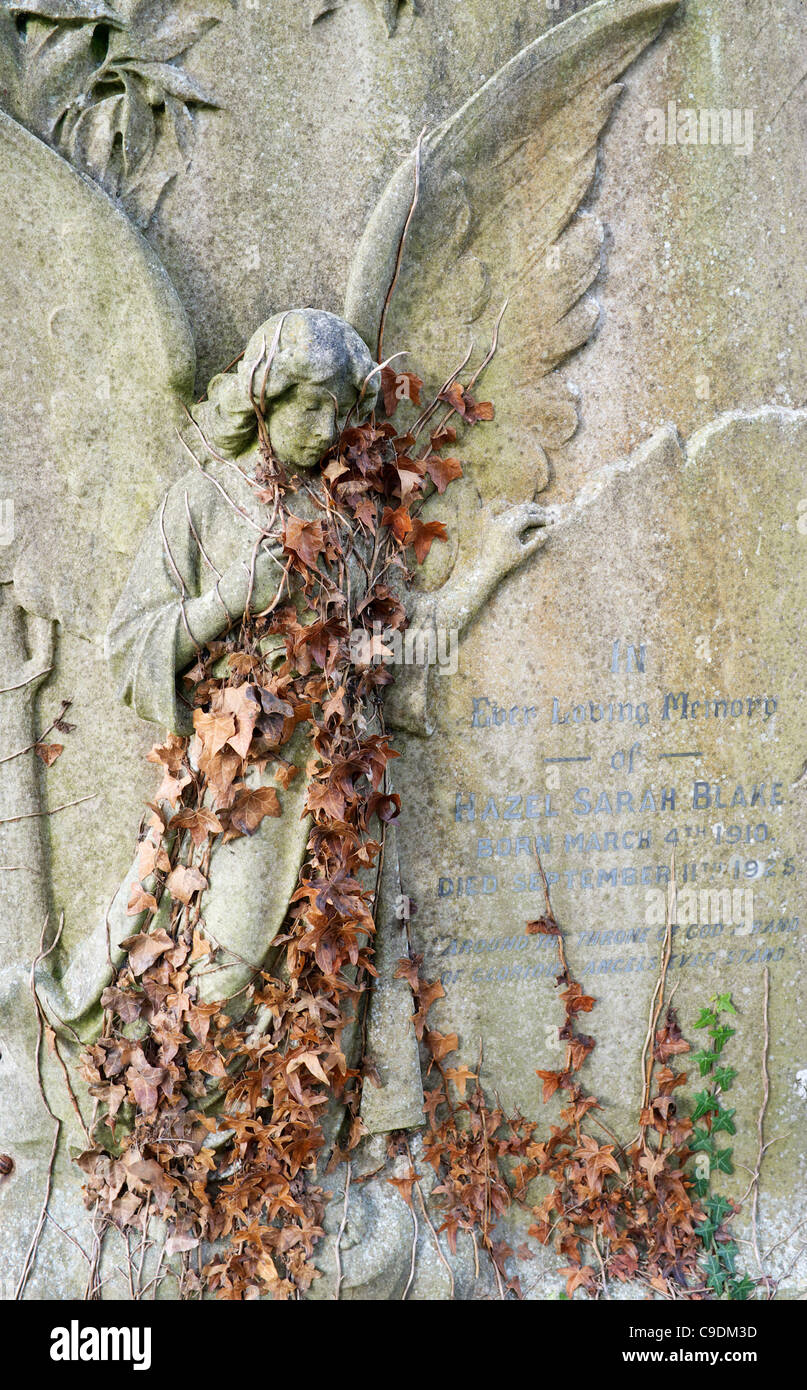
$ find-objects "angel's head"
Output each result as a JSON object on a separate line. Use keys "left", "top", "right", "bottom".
{"left": 203, "top": 309, "right": 378, "bottom": 468}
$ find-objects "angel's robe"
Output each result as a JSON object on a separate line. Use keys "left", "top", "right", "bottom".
{"left": 107, "top": 454, "right": 436, "bottom": 736}
{"left": 106, "top": 449, "right": 432, "bottom": 1132}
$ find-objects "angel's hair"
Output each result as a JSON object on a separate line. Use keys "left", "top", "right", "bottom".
{"left": 203, "top": 308, "right": 378, "bottom": 457}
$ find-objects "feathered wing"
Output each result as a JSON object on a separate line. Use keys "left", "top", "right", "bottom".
{"left": 0, "top": 108, "right": 194, "bottom": 635}
{"left": 0, "top": 112, "right": 196, "bottom": 1292}
{"left": 345, "top": 0, "right": 678, "bottom": 504}
{"left": 346, "top": 0, "right": 679, "bottom": 1135}
{"left": 0, "top": 109, "right": 195, "bottom": 1005}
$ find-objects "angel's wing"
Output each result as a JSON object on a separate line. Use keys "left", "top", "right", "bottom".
{"left": 0, "top": 113, "right": 195, "bottom": 1283}
{"left": 345, "top": 0, "right": 678, "bottom": 504}
{"left": 0, "top": 108, "right": 194, "bottom": 637}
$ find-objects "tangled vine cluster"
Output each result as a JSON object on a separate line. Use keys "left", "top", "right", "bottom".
{"left": 73, "top": 347, "right": 756, "bottom": 1302}
{"left": 78, "top": 353, "right": 492, "bottom": 1298}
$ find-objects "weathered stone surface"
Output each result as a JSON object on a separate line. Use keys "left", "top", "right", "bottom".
{"left": 0, "top": 110, "right": 194, "bottom": 635}
{"left": 0, "top": 109, "right": 194, "bottom": 1300}
{"left": 394, "top": 408, "right": 807, "bottom": 1285}
{"left": 0, "top": 0, "right": 805, "bottom": 1300}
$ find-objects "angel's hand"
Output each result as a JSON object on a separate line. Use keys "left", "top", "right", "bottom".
{"left": 430, "top": 503, "right": 549, "bottom": 636}
{"left": 500, "top": 501, "right": 550, "bottom": 557}
{"left": 485, "top": 502, "right": 550, "bottom": 577}
{"left": 178, "top": 543, "right": 284, "bottom": 666}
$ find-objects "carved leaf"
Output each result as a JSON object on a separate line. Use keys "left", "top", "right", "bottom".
{"left": 14, "top": 19, "right": 102, "bottom": 137}
{"left": 118, "top": 57, "right": 215, "bottom": 107}
{"left": 68, "top": 91, "right": 124, "bottom": 181}
{"left": 345, "top": 0, "right": 680, "bottom": 503}
{"left": 164, "top": 92, "right": 194, "bottom": 161}
{"left": 120, "top": 69, "right": 156, "bottom": 175}
{"left": 0, "top": 10, "right": 21, "bottom": 112}
{"left": 109, "top": 11, "right": 218, "bottom": 63}
{"left": 0, "top": 0, "right": 221, "bottom": 224}
{"left": 5, "top": 0, "right": 119, "bottom": 19}
{"left": 106, "top": 0, "right": 221, "bottom": 67}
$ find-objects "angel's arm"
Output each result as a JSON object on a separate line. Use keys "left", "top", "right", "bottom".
{"left": 383, "top": 493, "right": 550, "bottom": 736}
{"left": 172, "top": 544, "right": 282, "bottom": 667}
{"left": 106, "top": 472, "right": 282, "bottom": 733}
{"left": 420, "top": 500, "right": 549, "bottom": 635}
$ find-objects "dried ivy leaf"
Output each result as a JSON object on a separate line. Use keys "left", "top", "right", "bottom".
{"left": 126, "top": 884, "right": 159, "bottom": 917}
{"left": 35, "top": 741, "right": 63, "bottom": 766}
{"left": 410, "top": 518, "right": 446, "bottom": 563}
{"left": 166, "top": 864, "right": 208, "bottom": 904}
{"left": 283, "top": 515, "right": 325, "bottom": 568}
{"left": 424, "top": 454, "right": 463, "bottom": 494}
{"left": 120, "top": 928, "right": 174, "bottom": 974}
{"left": 229, "top": 785, "right": 281, "bottom": 836}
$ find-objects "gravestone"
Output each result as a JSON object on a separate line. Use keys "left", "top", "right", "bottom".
{"left": 397, "top": 410, "right": 807, "bottom": 1287}
{"left": 0, "top": 0, "right": 804, "bottom": 1301}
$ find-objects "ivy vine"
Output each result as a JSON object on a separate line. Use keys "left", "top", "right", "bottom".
{"left": 690, "top": 993, "right": 756, "bottom": 1300}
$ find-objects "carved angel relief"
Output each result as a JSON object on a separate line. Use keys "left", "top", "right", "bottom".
{"left": 0, "top": 0, "right": 679, "bottom": 1299}
{"left": 0, "top": 0, "right": 221, "bottom": 224}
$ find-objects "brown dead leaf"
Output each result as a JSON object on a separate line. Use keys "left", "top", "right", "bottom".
{"left": 35, "top": 742, "right": 63, "bottom": 767}
{"left": 166, "top": 864, "right": 209, "bottom": 904}
{"left": 229, "top": 785, "right": 281, "bottom": 836}
{"left": 126, "top": 884, "right": 159, "bottom": 917}
{"left": 410, "top": 518, "right": 447, "bottom": 564}
{"left": 283, "top": 515, "right": 325, "bottom": 568}
{"left": 121, "top": 928, "right": 174, "bottom": 975}
{"left": 424, "top": 454, "right": 463, "bottom": 494}
{"left": 193, "top": 708, "right": 237, "bottom": 758}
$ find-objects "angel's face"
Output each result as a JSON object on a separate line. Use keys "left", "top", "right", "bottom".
{"left": 267, "top": 377, "right": 358, "bottom": 469}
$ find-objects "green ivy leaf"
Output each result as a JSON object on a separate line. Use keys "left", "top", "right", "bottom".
{"left": 691, "top": 1128, "right": 716, "bottom": 1155}
{"left": 711, "top": 992, "right": 737, "bottom": 1015}
{"left": 715, "top": 1245, "right": 738, "bottom": 1277}
{"left": 712, "top": 1108, "right": 737, "bottom": 1136}
{"left": 729, "top": 1275, "right": 757, "bottom": 1301}
{"left": 692, "top": 1048, "right": 717, "bottom": 1076}
{"left": 704, "top": 1194, "right": 733, "bottom": 1224}
{"left": 692, "top": 1089, "right": 719, "bottom": 1120}
{"left": 713, "top": 1147, "right": 734, "bottom": 1175}
{"left": 713, "top": 1065, "right": 738, "bottom": 1092}
{"left": 703, "top": 1254, "right": 728, "bottom": 1295}
{"left": 693, "top": 1007, "right": 716, "bottom": 1030}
